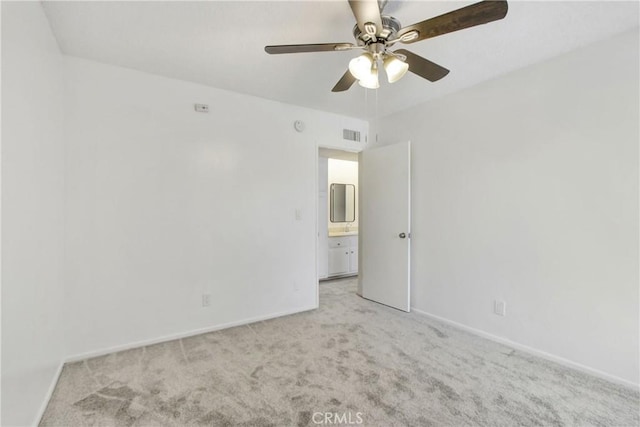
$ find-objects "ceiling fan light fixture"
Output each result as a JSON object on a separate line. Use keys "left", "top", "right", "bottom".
{"left": 265, "top": 0, "right": 510, "bottom": 93}
{"left": 348, "top": 53, "right": 375, "bottom": 81}
{"left": 357, "top": 70, "right": 379, "bottom": 89}
{"left": 383, "top": 55, "right": 409, "bottom": 83}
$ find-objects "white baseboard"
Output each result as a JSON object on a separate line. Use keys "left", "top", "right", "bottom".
{"left": 65, "top": 304, "right": 317, "bottom": 363}
{"left": 410, "top": 307, "right": 639, "bottom": 391}
{"left": 34, "top": 362, "right": 64, "bottom": 426}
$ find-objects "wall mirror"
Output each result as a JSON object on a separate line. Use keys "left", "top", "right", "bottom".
{"left": 330, "top": 183, "right": 355, "bottom": 222}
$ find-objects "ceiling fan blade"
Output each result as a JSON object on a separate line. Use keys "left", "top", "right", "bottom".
{"left": 397, "top": 0, "right": 508, "bottom": 44}
{"left": 394, "top": 49, "right": 450, "bottom": 82}
{"left": 349, "top": 0, "right": 384, "bottom": 35}
{"left": 265, "top": 43, "right": 356, "bottom": 54}
{"left": 332, "top": 70, "right": 357, "bottom": 92}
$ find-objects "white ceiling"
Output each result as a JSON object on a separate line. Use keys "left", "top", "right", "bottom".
{"left": 42, "top": 1, "right": 639, "bottom": 119}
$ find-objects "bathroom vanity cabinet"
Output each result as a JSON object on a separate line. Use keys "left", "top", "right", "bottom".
{"left": 328, "top": 235, "right": 358, "bottom": 277}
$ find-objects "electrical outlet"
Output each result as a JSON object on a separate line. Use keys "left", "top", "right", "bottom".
{"left": 494, "top": 300, "right": 506, "bottom": 316}
{"left": 293, "top": 281, "right": 299, "bottom": 292}
{"left": 295, "top": 208, "right": 302, "bottom": 221}
{"left": 202, "top": 293, "right": 211, "bottom": 307}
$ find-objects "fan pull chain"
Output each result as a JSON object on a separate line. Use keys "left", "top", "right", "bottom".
{"left": 375, "top": 87, "right": 379, "bottom": 123}
{"left": 364, "top": 86, "right": 368, "bottom": 118}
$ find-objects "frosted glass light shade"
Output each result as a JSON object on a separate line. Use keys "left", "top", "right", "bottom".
{"left": 348, "top": 53, "right": 374, "bottom": 81}
{"left": 383, "top": 56, "right": 409, "bottom": 83}
{"left": 357, "top": 71, "right": 379, "bottom": 89}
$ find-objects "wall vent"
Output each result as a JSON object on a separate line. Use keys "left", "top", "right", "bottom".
{"left": 343, "top": 129, "right": 361, "bottom": 142}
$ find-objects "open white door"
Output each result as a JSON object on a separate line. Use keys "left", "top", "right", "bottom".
{"left": 359, "top": 141, "right": 410, "bottom": 312}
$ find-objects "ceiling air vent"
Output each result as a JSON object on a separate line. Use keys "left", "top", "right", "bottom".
{"left": 343, "top": 129, "right": 361, "bottom": 142}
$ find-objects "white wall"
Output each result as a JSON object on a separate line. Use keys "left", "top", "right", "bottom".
{"left": 1, "top": 2, "right": 67, "bottom": 425}
{"left": 62, "top": 57, "right": 368, "bottom": 358}
{"left": 328, "top": 159, "right": 359, "bottom": 230}
{"left": 373, "top": 30, "right": 639, "bottom": 386}
{"left": 1, "top": 4, "right": 367, "bottom": 423}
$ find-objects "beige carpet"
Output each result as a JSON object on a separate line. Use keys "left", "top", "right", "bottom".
{"left": 41, "top": 278, "right": 639, "bottom": 426}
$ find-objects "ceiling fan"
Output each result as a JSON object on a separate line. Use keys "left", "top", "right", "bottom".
{"left": 264, "top": 0, "right": 508, "bottom": 92}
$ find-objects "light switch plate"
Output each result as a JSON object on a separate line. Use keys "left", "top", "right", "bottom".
{"left": 494, "top": 300, "right": 506, "bottom": 316}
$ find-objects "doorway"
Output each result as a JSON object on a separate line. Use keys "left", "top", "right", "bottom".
{"left": 316, "top": 142, "right": 411, "bottom": 312}
{"left": 318, "top": 148, "right": 359, "bottom": 299}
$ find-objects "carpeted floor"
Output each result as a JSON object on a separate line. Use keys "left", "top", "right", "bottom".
{"left": 41, "top": 278, "right": 639, "bottom": 426}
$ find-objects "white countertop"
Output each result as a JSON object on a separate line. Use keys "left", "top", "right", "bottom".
{"left": 328, "top": 230, "right": 359, "bottom": 237}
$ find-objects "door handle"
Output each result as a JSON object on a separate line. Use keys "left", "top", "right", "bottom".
{"left": 399, "top": 233, "right": 406, "bottom": 239}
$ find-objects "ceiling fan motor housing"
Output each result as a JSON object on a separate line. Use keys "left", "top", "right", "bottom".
{"left": 353, "top": 15, "right": 401, "bottom": 45}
